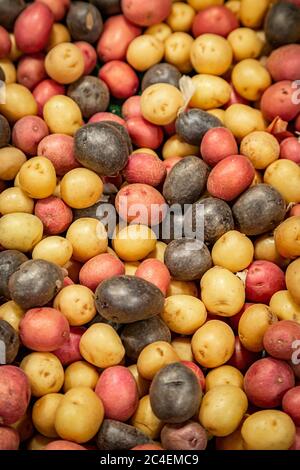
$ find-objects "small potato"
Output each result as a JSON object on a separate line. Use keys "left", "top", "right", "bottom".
{"left": 20, "top": 352, "right": 64, "bottom": 398}
{"left": 263, "top": 320, "right": 300, "bottom": 360}
{"left": 212, "top": 231, "right": 254, "bottom": 272}
{"left": 146, "top": 242, "right": 167, "bottom": 262}
{"left": 245, "top": 260, "right": 285, "bottom": 304}
{"left": 192, "top": 320, "right": 235, "bottom": 368}
{"left": 145, "top": 23, "right": 172, "bottom": 43}
{"left": 43, "top": 95, "right": 82, "bottom": 136}
{"left": 167, "top": 2, "right": 195, "bottom": 32}
{"left": 200, "top": 267, "right": 245, "bottom": 317}
{"left": 126, "top": 117, "right": 164, "bottom": 150}
{"left": 128, "top": 364, "right": 150, "bottom": 398}
{"left": 225, "top": 104, "right": 266, "bottom": 140}
{"left": 161, "top": 421, "right": 207, "bottom": 451}
{"left": 19, "top": 157, "right": 56, "bottom": 199}
{"left": 240, "top": 131, "right": 280, "bottom": 170}
{"left": 241, "top": 410, "right": 296, "bottom": 450}
{"left": 0, "top": 84, "right": 37, "bottom": 123}
{"left": 161, "top": 295, "right": 207, "bottom": 335}
{"left": 27, "top": 434, "right": 53, "bottom": 450}
{"left": 141, "top": 83, "right": 184, "bottom": 126}
{"left": 187, "top": 1, "right": 225, "bottom": 10}
{"left": 0, "top": 426, "right": 20, "bottom": 450}
{"left": 270, "top": 290, "right": 300, "bottom": 324}
{"left": 47, "top": 23, "right": 71, "bottom": 51}
{"left": 53, "top": 326, "right": 85, "bottom": 367}
{"left": 275, "top": 217, "right": 300, "bottom": 259}
{"left": 264, "top": 160, "right": 300, "bottom": 204}
{"left": 79, "top": 254, "right": 125, "bottom": 292}
{"left": 0, "top": 213, "right": 43, "bottom": 252}
{"left": 205, "top": 365, "right": 244, "bottom": 391}
{"left": 45, "top": 440, "right": 86, "bottom": 450}
{"left": 228, "top": 28, "right": 263, "bottom": 61}
{"left": 190, "top": 34, "right": 233, "bottom": 76}
{"left": 232, "top": 59, "right": 271, "bottom": 101}
{"left": 123, "top": 153, "right": 166, "bottom": 188}
{"left": 61, "top": 168, "right": 103, "bottom": 210}
{"left": 207, "top": 109, "right": 226, "bottom": 123}
{"left": 137, "top": 341, "right": 179, "bottom": 380}
{"left": 190, "top": 74, "right": 231, "bottom": 110}
{"left": 199, "top": 385, "right": 248, "bottom": 437}
{"left": 35, "top": 196, "right": 73, "bottom": 236}
{"left": 80, "top": 323, "right": 125, "bottom": 368}
{"left": 0, "top": 188, "right": 34, "bottom": 215}
{"left": 32, "top": 236, "right": 72, "bottom": 267}
{"left": 64, "top": 361, "right": 99, "bottom": 392}
{"left": 239, "top": 0, "right": 270, "bottom": 28}
{"left": 164, "top": 32, "right": 193, "bottom": 73}
{"left": 54, "top": 284, "right": 96, "bottom": 326}
{"left": 16, "top": 54, "right": 47, "bottom": 91}
{"left": 99, "top": 61, "right": 138, "bottom": 100}
{"left": 162, "top": 134, "right": 199, "bottom": 159}
{"left": 192, "top": 5, "right": 238, "bottom": 38}
{"left": 32, "top": 394, "right": 63, "bottom": 438}
{"left": 0, "top": 301, "right": 24, "bottom": 332}
{"left": 0, "top": 59, "right": 16, "bottom": 84}
{"left": 0, "top": 147, "right": 26, "bottom": 181}
{"left": 216, "top": 424, "right": 246, "bottom": 451}
{"left": 54, "top": 387, "right": 104, "bottom": 443}
{"left": 238, "top": 304, "right": 278, "bottom": 352}
{"left": 171, "top": 338, "right": 193, "bottom": 362}
{"left": 167, "top": 279, "right": 198, "bottom": 297}
{"left": 45, "top": 42, "right": 84, "bottom": 84}
{"left": 127, "top": 35, "right": 164, "bottom": 72}
{"left": 261, "top": 80, "right": 300, "bottom": 123}
{"left": 121, "top": 0, "right": 172, "bottom": 27}
{"left": 136, "top": 259, "right": 170, "bottom": 296}
{"left": 286, "top": 259, "right": 300, "bottom": 305}
{"left": 37, "top": 134, "right": 78, "bottom": 177}
{"left": 112, "top": 225, "right": 156, "bottom": 262}
{"left": 66, "top": 218, "right": 108, "bottom": 263}
{"left": 124, "top": 262, "right": 139, "bottom": 276}
{"left": 267, "top": 44, "right": 300, "bottom": 82}
{"left": 131, "top": 395, "right": 163, "bottom": 440}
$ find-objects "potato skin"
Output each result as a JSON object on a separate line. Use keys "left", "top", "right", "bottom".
{"left": 264, "top": 2, "right": 300, "bottom": 48}
{"left": 0, "top": 319, "right": 20, "bottom": 364}
{"left": 267, "top": 45, "right": 300, "bottom": 82}
{"left": 96, "top": 419, "right": 152, "bottom": 450}
{"left": 45, "top": 440, "right": 86, "bottom": 450}
{"left": 161, "top": 422, "right": 207, "bottom": 451}
{"left": 283, "top": 387, "right": 300, "bottom": 427}
{"left": 0, "top": 250, "right": 28, "bottom": 300}
{"left": 0, "top": 0, "right": 25, "bottom": 31}
{"left": 123, "top": 153, "right": 166, "bottom": 187}
{"left": 263, "top": 320, "right": 300, "bottom": 361}
{"left": 176, "top": 109, "right": 223, "bottom": 146}
{"left": 67, "top": 76, "right": 110, "bottom": 120}
{"left": 142, "top": 63, "right": 181, "bottom": 91}
{"left": 121, "top": 0, "right": 172, "bottom": 27}
{"left": 261, "top": 81, "right": 300, "bottom": 122}
{"left": 245, "top": 261, "right": 285, "bottom": 304}
{"left": 0, "top": 365, "right": 31, "bottom": 425}
{"left": 0, "top": 426, "right": 20, "bottom": 450}
{"left": 66, "top": 1, "right": 103, "bottom": 44}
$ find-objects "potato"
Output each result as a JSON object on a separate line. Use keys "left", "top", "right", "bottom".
{"left": 0, "top": 59, "right": 16, "bottom": 84}
{"left": 161, "top": 295, "right": 207, "bottom": 335}
{"left": 0, "top": 147, "right": 26, "bottom": 181}
{"left": 0, "top": 319, "right": 19, "bottom": 364}
{"left": 43, "top": 95, "right": 82, "bottom": 136}
{"left": 232, "top": 59, "right": 271, "bottom": 101}
{"left": 33, "top": 79, "right": 65, "bottom": 117}
{"left": 17, "top": 54, "right": 47, "bottom": 91}
{"left": 27, "top": 434, "right": 53, "bottom": 451}
{"left": 123, "top": 153, "right": 166, "bottom": 188}
{"left": 54, "top": 284, "right": 96, "bottom": 326}
{"left": 32, "top": 394, "right": 63, "bottom": 438}
{"left": 263, "top": 320, "right": 300, "bottom": 361}
{"left": 212, "top": 231, "right": 254, "bottom": 272}
{"left": 216, "top": 423, "right": 246, "bottom": 451}
{"left": 96, "top": 419, "right": 151, "bottom": 450}
{"left": 192, "top": 5, "right": 238, "bottom": 38}
{"left": 20, "top": 352, "right": 64, "bottom": 397}
{"left": 45, "top": 42, "right": 84, "bottom": 84}
{"left": 32, "top": 236, "right": 72, "bottom": 267}
{"left": 172, "top": 338, "right": 193, "bottom": 362}
{"left": 167, "top": 279, "right": 198, "bottom": 297}
{"left": 68, "top": 76, "right": 110, "bottom": 120}
{"left": 53, "top": 326, "right": 85, "bottom": 367}
{"left": 131, "top": 395, "right": 162, "bottom": 440}
{"left": 18, "top": 157, "right": 56, "bottom": 200}
{"left": 270, "top": 290, "right": 300, "bottom": 324}
{"left": 245, "top": 260, "right": 285, "bottom": 304}
{"left": 239, "top": 0, "right": 269, "bottom": 28}
{"left": 124, "top": 262, "right": 139, "bottom": 276}
{"left": 0, "top": 26, "right": 11, "bottom": 59}
{"left": 264, "top": 160, "right": 300, "bottom": 204}
{"left": 286, "top": 258, "right": 300, "bottom": 305}
{"left": 150, "top": 362, "right": 202, "bottom": 423}
{"left": 190, "top": 74, "right": 231, "bottom": 110}
{"left": 0, "top": 84, "right": 37, "bottom": 123}
{"left": 121, "top": 0, "right": 172, "bottom": 27}
{"left": 190, "top": 34, "right": 233, "bottom": 76}
{"left": 80, "top": 323, "right": 125, "bottom": 368}
{"left": 224, "top": 104, "right": 266, "bottom": 140}
{"left": 240, "top": 131, "right": 280, "bottom": 170}
{"left": 99, "top": 60, "right": 138, "bottom": 100}
{"left": 0, "top": 426, "right": 20, "bottom": 450}
{"left": 79, "top": 253, "right": 124, "bottom": 292}
{"left": 227, "top": 28, "right": 263, "bottom": 61}
{"left": 45, "top": 440, "right": 86, "bottom": 451}
{"left": 239, "top": 304, "right": 278, "bottom": 352}
{"left": 75, "top": 41, "right": 97, "bottom": 75}
{"left": 141, "top": 83, "right": 184, "bottom": 126}
{"left": 275, "top": 217, "right": 300, "bottom": 259}
{"left": 61, "top": 168, "right": 103, "bottom": 210}
{"left": 164, "top": 32, "right": 193, "bottom": 73}
{"left": 63, "top": 361, "right": 99, "bottom": 393}
{"left": 167, "top": 2, "right": 195, "bottom": 32}
{"left": 0, "top": 250, "right": 28, "bottom": 300}
{"left": 66, "top": 218, "right": 108, "bottom": 263}
{"left": 176, "top": 104, "right": 223, "bottom": 147}
{"left": 112, "top": 225, "right": 156, "bottom": 262}
{"left": 192, "top": 320, "right": 235, "bottom": 368}
{"left": 199, "top": 385, "right": 248, "bottom": 437}
{"left": 0, "top": 301, "right": 24, "bottom": 332}
{"left": 242, "top": 410, "right": 295, "bottom": 450}
{"left": 0, "top": 213, "right": 43, "bottom": 252}
{"left": 162, "top": 134, "right": 199, "bottom": 160}
{"left": 66, "top": 2, "right": 103, "bottom": 43}
{"left": 137, "top": 341, "right": 179, "bottom": 380}
{"left": 261, "top": 80, "right": 300, "bottom": 122}
{"left": 0, "top": 366, "right": 31, "bottom": 426}
{"left": 267, "top": 44, "right": 300, "bottom": 82}
{"left": 47, "top": 23, "right": 71, "bottom": 51}
{"left": 187, "top": 0, "right": 224, "bottom": 10}
{"left": 128, "top": 364, "right": 150, "bottom": 399}
{"left": 206, "top": 366, "right": 244, "bottom": 391}
{"left": 161, "top": 422, "right": 207, "bottom": 451}
{"left": 127, "top": 35, "right": 164, "bottom": 72}
{"left": 282, "top": 387, "right": 300, "bottom": 426}
{"left": 145, "top": 23, "right": 172, "bottom": 43}
{"left": 55, "top": 387, "right": 104, "bottom": 443}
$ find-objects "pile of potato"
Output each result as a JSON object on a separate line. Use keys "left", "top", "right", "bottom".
{"left": 1, "top": 0, "right": 300, "bottom": 452}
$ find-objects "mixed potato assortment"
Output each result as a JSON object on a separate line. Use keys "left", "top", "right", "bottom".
{"left": 1, "top": 0, "right": 300, "bottom": 452}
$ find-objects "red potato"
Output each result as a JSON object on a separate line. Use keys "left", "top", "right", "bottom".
{"left": 36, "top": 0, "right": 70, "bottom": 21}
{"left": 123, "top": 153, "right": 166, "bottom": 187}
{"left": 132, "top": 444, "right": 164, "bottom": 450}
{"left": 126, "top": 117, "right": 164, "bottom": 149}
{"left": 192, "top": 6, "right": 239, "bottom": 38}
{"left": 263, "top": 320, "right": 300, "bottom": 360}
{"left": 0, "top": 26, "right": 11, "bottom": 59}
{"left": 224, "top": 85, "right": 249, "bottom": 109}
{"left": 63, "top": 276, "right": 74, "bottom": 287}
{"left": 20, "top": 307, "right": 70, "bottom": 352}
{"left": 200, "top": 127, "right": 238, "bottom": 167}
{"left": 97, "top": 15, "right": 141, "bottom": 63}
{"left": 290, "top": 204, "right": 300, "bottom": 217}
{"left": 163, "top": 156, "right": 183, "bottom": 174}
{"left": 164, "top": 120, "right": 177, "bottom": 137}
{"left": 244, "top": 358, "right": 295, "bottom": 408}
{"left": 229, "top": 303, "right": 255, "bottom": 333}
{"left": 0, "top": 366, "right": 31, "bottom": 426}
{"left": 79, "top": 254, "right": 125, "bottom": 292}
{"left": 45, "top": 440, "right": 86, "bottom": 450}
{"left": 290, "top": 427, "right": 300, "bottom": 450}
{"left": 14, "top": 2, "right": 54, "bottom": 54}
{"left": 37, "top": 134, "right": 80, "bottom": 176}
{"left": 33, "top": 79, "right": 66, "bottom": 117}
{"left": 121, "top": 0, "right": 172, "bottom": 27}
{"left": 181, "top": 361, "right": 206, "bottom": 391}
{"left": 115, "top": 183, "right": 167, "bottom": 226}
{"left": 296, "top": 114, "right": 300, "bottom": 133}
{"left": 99, "top": 61, "right": 139, "bottom": 100}
{"left": 17, "top": 53, "right": 47, "bottom": 91}
{"left": 207, "top": 155, "right": 255, "bottom": 201}
{"left": 12, "top": 116, "right": 49, "bottom": 156}
{"left": 135, "top": 259, "right": 171, "bottom": 296}
{"left": 75, "top": 42, "right": 97, "bottom": 75}
{"left": 0, "top": 427, "right": 20, "bottom": 450}
{"left": 261, "top": 81, "right": 300, "bottom": 122}
{"left": 122, "top": 96, "right": 142, "bottom": 121}
{"left": 280, "top": 137, "right": 300, "bottom": 164}
{"left": 283, "top": 387, "right": 300, "bottom": 426}
{"left": 245, "top": 260, "right": 285, "bottom": 304}
{"left": 35, "top": 196, "right": 73, "bottom": 235}
{"left": 267, "top": 45, "right": 300, "bottom": 82}
{"left": 95, "top": 366, "right": 139, "bottom": 422}
{"left": 161, "top": 422, "right": 207, "bottom": 451}
{"left": 88, "top": 112, "right": 126, "bottom": 127}
{"left": 228, "top": 336, "right": 260, "bottom": 372}
{"left": 53, "top": 326, "right": 85, "bottom": 366}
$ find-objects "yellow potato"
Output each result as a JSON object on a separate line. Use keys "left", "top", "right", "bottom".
{"left": 64, "top": 361, "right": 99, "bottom": 392}
{"left": 224, "top": 104, "right": 266, "bottom": 140}
{"left": 146, "top": 241, "right": 167, "bottom": 263}
{"left": 199, "top": 385, "right": 248, "bottom": 437}
{"left": 254, "top": 234, "right": 287, "bottom": 268}
{"left": 0, "top": 59, "right": 17, "bottom": 84}
{"left": 238, "top": 304, "right": 278, "bottom": 352}
{"left": 54, "top": 387, "right": 104, "bottom": 443}
{"left": 225, "top": 1, "right": 241, "bottom": 19}
{"left": 212, "top": 231, "right": 254, "bottom": 272}
{"left": 0, "top": 84, "right": 37, "bottom": 123}
{"left": 43, "top": 95, "right": 82, "bottom": 136}
{"left": 137, "top": 341, "right": 179, "bottom": 380}
{"left": 124, "top": 261, "right": 140, "bottom": 276}
{"left": 61, "top": 168, "right": 103, "bottom": 209}
{"left": 264, "top": 160, "right": 300, "bottom": 204}
{"left": 187, "top": 0, "right": 224, "bottom": 10}
{"left": 0, "top": 301, "right": 24, "bottom": 332}
{"left": 0, "top": 213, "right": 43, "bottom": 252}
{"left": 207, "top": 109, "right": 226, "bottom": 124}
{"left": 200, "top": 266, "right": 245, "bottom": 317}
{"left": 0, "top": 187, "right": 34, "bottom": 214}
{"left": 190, "top": 74, "right": 231, "bottom": 110}
{"left": 241, "top": 410, "right": 295, "bottom": 450}
{"left": 240, "top": 131, "right": 280, "bottom": 170}
{"left": 161, "top": 295, "right": 207, "bottom": 334}
{"left": 131, "top": 148, "right": 159, "bottom": 157}
{"left": 240, "top": 0, "right": 270, "bottom": 28}
{"left": 192, "top": 320, "right": 235, "bottom": 368}
{"left": 8, "top": 34, "right": 23, "bottom": 62}
{"left": 167, "top": 279, "right": 198, "bottom": 297}
{"left": 18, "top": 157, "right": 56, "bottom": 199}
{"left": 165, "top": 32, "right": 193, "bottom": 72}
{"left": 232, "top": 59, "right": 272, "bottom": 101}
{"left": 80, "top": 323, "right": 125, "bottom": 368}
{"left": 128, "top": 364, "right": 150, "bottom": 398}
{"left": 162, "top": 135, "right": 199, "bottom": 159}
{"left": 228, "top": 28, "right": 263, "bottom": 61}
{"left": 32, "top": 236, "right": 73, "bottom": 267}
{"left": 286, "top": 259, "right": 300, "bottom": 305}
{"left": 47, "top": 23, "right": 71, "bottom": 51}
{"left": 190, "top": 34, "right": 233, "bottom": 76}
{"left": 112, "top": 224, "right": 156, "bottom": 262}
{"left": 274, "top": 217, "right": 300, "bottom": 259}
{"left": 205, "top": 365, "right": 244, "bottom": 391}
{"left": 141, "top": 83, "right": 184, "bottom": 126}
{"left": 27, "top": 434, "right": 53, "bottom": 451}
{"left": 145, "top": 23, "right": 172, "bottom": 43}
{"left": 32, "top": 394, "right": 63, "bottom": 438}
{"left": 269, "top": 290, "right": 300, "bottom": 324}
{"left": 216, "top": 425, "right": 246, "bottom": 450}
{"left": 20, "top": 352, "right": 64, "bottom": 397}
{"left": 131, "top": 395, "right": 163, "bottom": 440}
{"left": 54, "top": 284, "right": 96, "bottom": 326}
{"left": 127, "top": 35, "right": 164, "bottom": 72}
{"left": 171, "top": 337, "right": 194, "bottom": 362}
{"left": 167, "top": 2, "right": 195, "bottom": 32}
{"left": 66, "top": 218, "right": 108, "bottom": 262}
{"left": 45, "top": 42, "right": 84, "bottom": 84}
{"left": 0, "top": 147, "right": 26, "bottom": 181}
